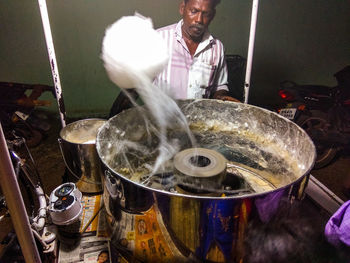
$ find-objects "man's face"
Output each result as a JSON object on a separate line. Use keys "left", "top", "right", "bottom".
{"left": 180, "top": 0, "right": 216, "bottom": 42}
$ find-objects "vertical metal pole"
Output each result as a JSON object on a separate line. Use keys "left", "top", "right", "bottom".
{"left": 37, "top": 0, "right": 66, "bottom": 127}
{"left": 244, "top": 0, "right": 260, "bottom": 104}
{"left": 0, "top": 123, "right": 42, "bottom": 263}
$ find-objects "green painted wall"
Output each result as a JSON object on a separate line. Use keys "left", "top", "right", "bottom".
{"left": 0, "top": 0, "right": 349, "bottom": 117}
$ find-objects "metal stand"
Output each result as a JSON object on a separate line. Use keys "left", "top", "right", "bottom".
{"left": 305, "top": 175, "right": 344, "bottom": 214}
{"left": 37, "top": 0, "right": 67, "bottom": 127}
{"left": 0, "top": 123, "right": 42, "bottom": 263}
{"left": 244, "top": 0, "right": 260, "bottom": 104}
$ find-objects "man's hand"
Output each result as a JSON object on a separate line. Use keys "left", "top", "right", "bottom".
{"left": 212, "top": 90, "right": 241, "bottom": 102}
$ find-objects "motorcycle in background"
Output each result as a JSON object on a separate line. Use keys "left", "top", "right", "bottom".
{"left": 277, "top": 66, "right": 350, "bottom": 169}
{"left": 0, "top": 82, "right": 54, "bottom": 147}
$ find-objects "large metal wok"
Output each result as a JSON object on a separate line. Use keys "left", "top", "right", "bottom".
{"left": 96, "top": 99, "right": 316, "bottom": 262}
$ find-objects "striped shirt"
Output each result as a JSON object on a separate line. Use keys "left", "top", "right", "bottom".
{"left": 154, "top": 20, "right": 228, "bottom": 99}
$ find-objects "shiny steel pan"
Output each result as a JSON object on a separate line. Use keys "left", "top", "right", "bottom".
{"left": 96, "top": 99, "right": 316, "bottom": 262}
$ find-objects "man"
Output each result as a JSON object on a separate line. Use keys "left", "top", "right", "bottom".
{"left": 109, "top": 0, "right": 237, "bottom": 117}
{"left": 154, "top": 0, "right": 239, "bottom": 101}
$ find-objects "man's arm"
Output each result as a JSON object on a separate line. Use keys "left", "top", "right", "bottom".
{"left": 211, "top": 41, "right": 240, "bottom": 102}
{"left": 109, "top": 89, "right": 139, "bottom": 118}
{"left": 213, "top": 89, "right": 240, "bottom": 102}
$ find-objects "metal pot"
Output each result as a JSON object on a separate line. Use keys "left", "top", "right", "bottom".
{"left": 96, "top": 100, "right": 316, "bottom": 262}
{"left": 59, "top": 118, "right": 106, "bottom": 193}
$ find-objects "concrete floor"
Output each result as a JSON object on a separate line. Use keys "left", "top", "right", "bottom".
{"left": 311, "top": 152, "right": 350, "bottom": 202}
{"left": 30, "top": 115, "right": 67, "bottom": 195}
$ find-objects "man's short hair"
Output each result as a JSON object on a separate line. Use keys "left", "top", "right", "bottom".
{"left": 184, "top": 0, "right": 221, "bottom": 7}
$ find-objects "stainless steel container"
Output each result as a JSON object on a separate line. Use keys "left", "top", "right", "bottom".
{"left": 59, "top": 118, "right": 106, "bottom": 193}
{"left": 96, "top": 100, "right": 316, "bottom": 262}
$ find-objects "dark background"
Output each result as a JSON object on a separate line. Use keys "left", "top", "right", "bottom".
{"left": 0, "top": 0, "right": 349, "bottom": 117}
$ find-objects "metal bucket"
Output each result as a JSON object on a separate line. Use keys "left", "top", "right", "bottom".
{"left": 96, "top": 100, "right": 316, "bottom": 262}
{"left": 59, "top": 119, "right": 106, "bottom": 193}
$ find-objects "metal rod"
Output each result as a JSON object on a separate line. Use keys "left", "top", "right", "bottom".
{"left": 0, "top": 123, "right": 42, "bottom": 263}
{"left": 306, "top": 175, "right": 343, "bottom": 214}
{"left": 37, "top": 0, "right": 66, "bottom": 127}
{"left": 244, "top": 0, "right": 260, "bottom": 104}
{"left": 81, "top": 202, "right": 104, "bottom": 233}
